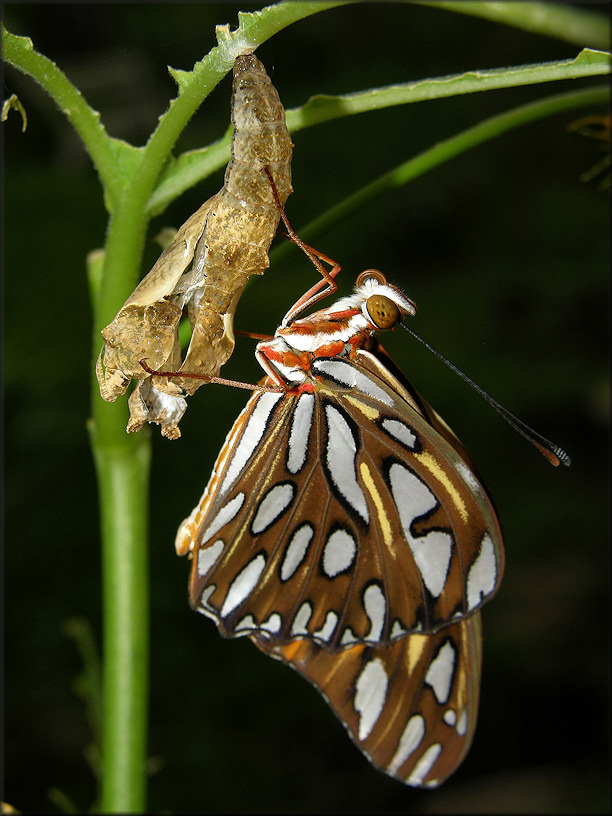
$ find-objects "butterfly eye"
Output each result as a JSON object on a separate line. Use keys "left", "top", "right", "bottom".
{"left": 366, "top": 293, "right": 401, "bottom": 329}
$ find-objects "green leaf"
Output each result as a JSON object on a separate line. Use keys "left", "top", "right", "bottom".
{"left": 290, "top": 49, "right": 611, "bottom": 128}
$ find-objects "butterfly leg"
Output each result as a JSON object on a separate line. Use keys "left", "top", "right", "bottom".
{"left": 138, "top": 359, "right": 282, "bottom": 393}
{"left": 234, "top": 329, "right": 275, "bottom": 341}
{"left": 262, "top": 166, "right": 342, "bottom": 325}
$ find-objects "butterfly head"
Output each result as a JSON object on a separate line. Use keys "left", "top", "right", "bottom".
{"left": 355, "top": 270, "right": 417, "bottom": 331}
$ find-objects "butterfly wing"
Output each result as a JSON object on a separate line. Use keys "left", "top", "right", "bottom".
{"left": 252, "top": 612, "right": 482, "bottom": 788}
{"left": 176, "top": 349, "right": 503, "bottom": 649}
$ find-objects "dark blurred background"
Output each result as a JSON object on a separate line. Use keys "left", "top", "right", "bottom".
{"left": 4, "top": 3, "right": 610, "bottom": 813}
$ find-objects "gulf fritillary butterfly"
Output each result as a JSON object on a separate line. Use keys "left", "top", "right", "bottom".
{"left": 170, "top": 253, "right": 506, "bottom": 786}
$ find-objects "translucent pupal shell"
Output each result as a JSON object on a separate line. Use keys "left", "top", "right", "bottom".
{"left": 96, "top": 54, "right": 292, "bottom": 436}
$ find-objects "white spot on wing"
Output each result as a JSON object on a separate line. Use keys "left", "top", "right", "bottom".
{"left": 314, "top": 359, "right": 394, "bottom": 406}
{"left": 221, "top": 392, "right": 282, "bottom": 493}
{"left": 260, "top": 613, "right": 282, "bottom": 633}
{"left": 220, "top": 554, "right": 266, "bottom": 617}
{"left": 354, "top": 658, "right": 388, "bottom": 740}
{"left": 280, "top": 524, "right": 313, "bottom": 581}
{"left": 197, "top": 539, "right": 224, "bottom": 577}
{"left": 387, "top": 715, "right": 425, "bottom": 774}
{"left": 235, "top": 614, "right": 256, "bottom": 632}
{"left": 287, "top": 393, "right": 314, "bottom": 474}
{"left": 291, "top": 601, "right": 312, "bottom": 636}
{"left": 456, "top": 709, "right": 468, "bottom": 736}
{"left": 251, "top": 483, "right": 294, "bottom": 535}
{"left": 390, "top": 462, "right": 436, "bottom": 520}
{"left": 391, "top": 619, "right": 407, "bottom": 639}
{"left": 199, "top": 584, "right": 216, "bottom": 609}
{"left": 322, "top": 528, "right": 357, "bottom": 577}
{"left": 424, "top": 640, "right": 456, "bottom": 704}
{"left": 382, "top": 418, "right": 417, "bottom": 449}
{"left": 313, "top": 358, "right": 357, "bottom": 387}
{"left": 411, "top": 532, "right": 453, "bottom": 598}
{"left": 363, "top": 583, "right": 386, "bottom": 641}
{"left": 389, "top": 464, "right": 452, "bottom": 598}
{"left": 199, "top": 492, "right": 245, "bottom": 546}
{"left": 407, "top": 743, "right": 442, "bottom": 787}
{"left": 443, "top": 709, "right": 457, "bottom": 727}
{"left": 313, "top": 610, "right": 339, "bottom": 641}
{"left": 455, "top": 461, "right": 482, "bottom": 494}
{"left": 341, "top": 628, "right": 358, "bottom": 646}
{"left": 325, "top": 404, "right": 369, "bottom": 522}
{"left": 467, "top": 533, "right": 497, "bottom": 609}
{"left": 352, "top": 368, "right": 395, "bottom": 406}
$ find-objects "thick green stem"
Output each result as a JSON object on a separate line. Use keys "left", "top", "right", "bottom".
{"left": 89, "top": 429, "right": 151, "bottom": 813}
{"left": 89, "top": 221, "right": 151, "bottom": 808}
{"left": 88, "top": 198, "right": 153, "bottom": 811}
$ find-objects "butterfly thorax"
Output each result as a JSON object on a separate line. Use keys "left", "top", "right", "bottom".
{"left": 256, "top": 272, "right": 417, "bottom": 387}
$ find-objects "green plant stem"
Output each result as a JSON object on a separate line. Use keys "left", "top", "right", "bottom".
{"left": 91, "top": 436, "right": 151, "bottom": 813}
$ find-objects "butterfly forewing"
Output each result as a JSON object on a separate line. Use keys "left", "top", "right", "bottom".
{"left": 252, "top": 612, "right": 482, "bottom": 788}
{"left": 177, "top": 349, "right": 503, "bottom": 649}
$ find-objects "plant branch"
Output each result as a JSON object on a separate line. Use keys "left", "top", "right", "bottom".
{"left": 147, "top": 48, "right": 610, "bottom": 215}
{"left": 1, "top": 24, "right": 127, "bottom": 206}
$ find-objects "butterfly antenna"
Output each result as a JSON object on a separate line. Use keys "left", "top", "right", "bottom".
{"left": 400, "top": 324, "right": 571, "bottom": 467}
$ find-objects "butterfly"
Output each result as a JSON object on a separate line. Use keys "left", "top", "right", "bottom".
{"left": 172, "top": 265, "right": 505, "bottom": 787}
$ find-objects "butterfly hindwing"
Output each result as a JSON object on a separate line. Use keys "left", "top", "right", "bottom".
{"left": 177, "top": 350, "right": 503, "bottom": 649}
{"left": 252, "top": 612, "right": 482, "bottom": 788}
